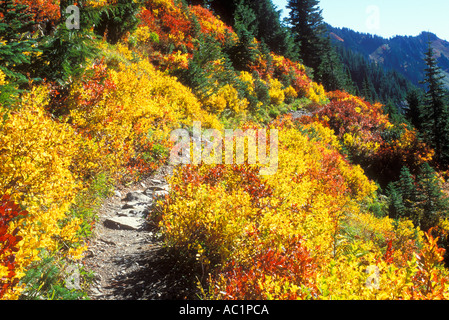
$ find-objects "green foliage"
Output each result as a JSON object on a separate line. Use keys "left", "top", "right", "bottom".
{"left": 387, "top": 164, "right": 449, "bottom": 232}
{"left": 419, "top": 42, "right": 449, "bottom": 166}
{"left": 69, "top": 173, "right": 114, "bottom": 239}
{"left": 93, "top": 0, "right": 143, "bottom": 45}
{"left": 246, "top": 0, "right": 299, "bottom": 61}
{"left": 417, "top": 163, "right": 449, "bottom": 232}
{"left": 334, "top": 43, "right": 416, "bottom": 107}
{"left": 0, "top": 0, "right": 41, "bottom": 105}
{"left": 286, "top": 0, "right": 350, "bottom": 91}
{"left": 36, "top": 24, "right": 98, "bottom": 86}
{"left": 20, "top": 254, "right": 87, "bottom": 300}
{"left": 287, "top": 0, "right": 325, "bottom": 71}
{"left": 405, "top": 88, "right": 424, "bottom": 131}
{"left": 176, "top": 34, "right": 236, "bottom": 98}
{"left": 316, "top": 36, "right": 350, "bottom": 91}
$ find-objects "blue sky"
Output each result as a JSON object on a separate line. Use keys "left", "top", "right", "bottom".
{"left": 271, "top": 0, "right": 449, "bottom": 41}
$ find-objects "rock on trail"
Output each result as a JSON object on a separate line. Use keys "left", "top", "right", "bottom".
{"left": 82, "top": 166, "right": 196, "bottom": 300}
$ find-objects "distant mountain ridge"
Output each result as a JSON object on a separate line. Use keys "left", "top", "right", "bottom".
{"left": 327, "top": 26, "right": 449, "bottom": 90}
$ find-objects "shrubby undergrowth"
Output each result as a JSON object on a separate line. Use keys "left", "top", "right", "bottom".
{"left": 1, "top": 0, "right": 449, "bottom": 300}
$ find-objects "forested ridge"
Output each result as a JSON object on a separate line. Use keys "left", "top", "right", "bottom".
{"left": 2, "top": 0, "right": 449, "bottom": 300}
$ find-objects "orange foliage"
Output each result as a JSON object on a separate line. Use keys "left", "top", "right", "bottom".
{"left": 14, "top": 0, "right": 60, "bottom": 23}
{"left": 0, "top": 195, "right": 26, "bottom": 299}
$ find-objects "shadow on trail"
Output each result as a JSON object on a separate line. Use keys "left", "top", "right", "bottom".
{"left": 105, "top": 242, "right": 201, "bottom": 300}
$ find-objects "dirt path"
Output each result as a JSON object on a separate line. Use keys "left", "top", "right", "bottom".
{"left": 82, "top": 166, "right": 197, "bottom": 300}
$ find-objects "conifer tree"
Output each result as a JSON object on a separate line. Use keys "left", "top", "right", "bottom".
{"left": 0, "top": 0, "right": 42, "bottom": 106}
{"left": 0, "top": 0, "right": 39, "bottom": 85}
{"left": 207, "top": 0, "right": 236, "bottom": 26}
{"left": 405, "top": 88, "right": 424, "bottom": 131}
{"left": 225, "top": 0, "right": 258, "bottom": 72}
{"left": 417, "top": 163, "right": 449, "bottom": 232}
{"left": 37, "top": 0, "right": 101, "bottom": 86}
{"left": 206, "top": 0, "right": 299, "bottom": 61}
{"left": 386, "top": 164, "right": 448, "bottom": 231}
{"left": 287, "top": 0, "right": 325, "bottom": 72}
{"left": 287, "top": 0, "right": 349, "bottom": 90}
{"left": 387, "top": 167, "right": 419, "bottom": 222}
{"left": 386, "top": 182, "right": 405, "bottom": 220}
{"left": 93, "top": 0, "right": 142, "bottom": 45}
{"left": 316, "top": 36, "right": 348, "bottom": 91}
{"left": 420, "top": 42, "right": 449, "bottom": 166}
{"left": 247, "top": 0, "right": 299, "bottom": 61}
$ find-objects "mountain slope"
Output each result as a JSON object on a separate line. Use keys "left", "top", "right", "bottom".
{"left": 2, "top": 0, "right": 449, "bottom": 302}
{"left": 328, "top": 26, "right": 449, "bottom": 90}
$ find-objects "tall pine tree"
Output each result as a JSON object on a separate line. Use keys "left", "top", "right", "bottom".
{"left": 287, "top": 0, "right": 324, "bottom": 72}
{"left": 405, "top": 88, "right": 424, "bottom": 131}
{"left": 417, "top": 163, "right": 449, "bottom": 232}
{"left": 0, "top": 0, "right": 40, "bottom": 85}
{"left": 0, "top": 0, "right": 42, "bottom": 106}
{"left": 420, "top": 41, "right": 449, "bottom": 166}
{"left": 287, "top": 0, "right": 349, "bottom": 91}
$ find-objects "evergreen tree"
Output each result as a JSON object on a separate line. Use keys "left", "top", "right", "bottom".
{"left": 207, "top": 0, "right": 237, "bottom": 27}
{"left": 247, "top": 0, "right": 299, "bottom": 61}
{"left": 420, "top": 41, "right": 449, "bottom": 166}
{"left": 387, "top": 167, "right": 419, "bottom": 222}
{"left": 0, "top": 0, "right": 40, "bottom": 85}
{"left": 176, "top": 35, "right": 237, "bottom": 100}
{"left": 93, "top": 0, "right": 142, "bottom": 45}
{"left": 36, "top": 1, "right": 102, "bottom": 86}
{"left": 386, "top": 182, "right": 405, "bottom": 220}
{"left": 397, "top": 166, "right": 422, "bottom": 225}
{"left": 206, "top": 0, "right": 299, "bottom": 61}
{"left": 405, "top": 88, "right": 424, "bottom": 130}
{"left": 225, "top": 0, "right": 258, "bottom": 72}
{"left": 0, "top": 0, "right": 43, "bottom": 106}
{"left": 287, "top": 0, "right": 349, "bottom": 91}
{"left": 386, "top": 164, "right": 448, "bottom": 231}
{"left": 287, "top": 0, "right": 325, "bottom": 72}
{"left": 334, "top": 43, "right": 415, "bottom": 107}
{"left": 417, "top": 163, "right": 449, "bottom": 232}
{"left": 316, "top": 36, "right": 349, "bottom": 91}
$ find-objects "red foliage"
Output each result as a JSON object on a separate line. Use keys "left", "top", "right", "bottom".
{"left": 173, "top": 164, "right": 273, "bottom": 207}
{"left": 299, "top": 90, "right": 433, "bottom": 184}
{"left": 214, "top": 236, "right": 318, "bottom": 300}
{"left": 0, "top": 195, "right": 27, "bottom": 299}
{"left": 125, "top": 124, "right": 172, "bottom": 178}
{"left": 77, "top": 59, "right": 117, "bottom": 110}
{"left": 15, "top": 0, "right": 60, "bottom": 24}
{"left": 383, "top": 240, "right": 394, "bottom": 264}
{"left": 408, "top": 230, "right": 449, "bottom": 299}
{"left": 139, "top": 1, "right": 195, "bottom": 53}
{"left": 189, "top": 5, "right": 235, "bottom": 44}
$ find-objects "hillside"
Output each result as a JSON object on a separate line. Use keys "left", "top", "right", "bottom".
{"left": 1, "top": 0, "right": 449, "bottom": 302}
{"left": 328, "top": 26, "right": 449, "bottom": 90}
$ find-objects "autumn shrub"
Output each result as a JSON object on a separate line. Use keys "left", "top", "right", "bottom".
{"left": 68, "top": 56, "right": 221, "bottom": 180}
{"left": 15, "top": 0, "right": 60, "bottom": 24}
{"left": 0, "top": 87, "right": 87, "bottom": 298}
{"left": 299, "top": 90, "right": 433, "bottom": 185}
{"left": 0, "top": 195, "right": 27, "bottom": 299}
{"left": 209, "top": 236, "right": 319, "bottom": 300}
{"left": 160, "top": 120, "right": 381, "bottom": 298}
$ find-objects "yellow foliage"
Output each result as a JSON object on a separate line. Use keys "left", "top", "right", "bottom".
{"left": 267, "top": 77, "right": 285, "bottom": 106}
{"left": 161, "top": 120, "right": 379, "bottom": 280}
{"left": 134, "top": 25, "right": 152, "bottom": 43}
{"left": 284, "top": 85, "right": 298, "bottom": 101}
{"left": 0, "top": 87, "right": 85, "bottom": 295}
{"left": 203, "top": 83, "right": 249, "bottom": 115}
{"left": 239, "top": 71, "right": 255, "bottom": 94}
{"left": 69, "top": 58, "right": 222, "bottom": 178}
{"left": 0, "top": 69, "right": 6, "bottom": 85}
{"left": 307, "top": 82, "right": 327, "bottom": 104}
